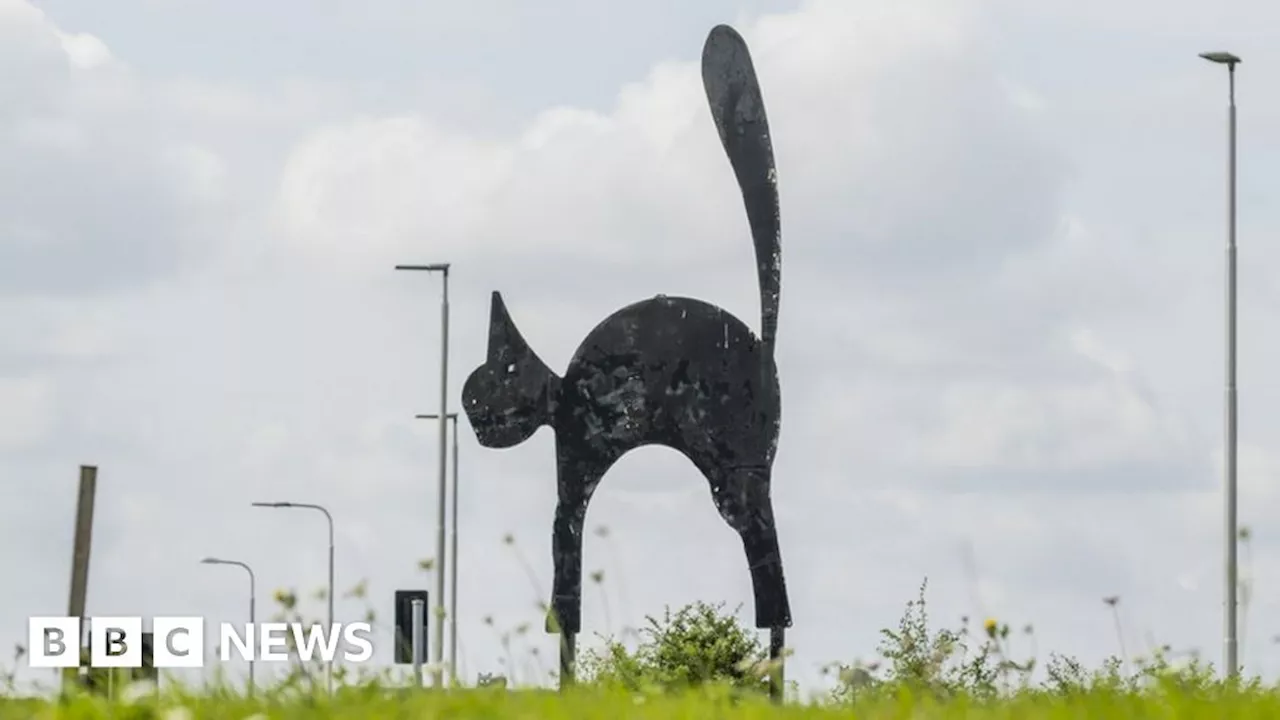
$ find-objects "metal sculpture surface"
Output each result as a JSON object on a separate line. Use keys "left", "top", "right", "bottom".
{"left": 462, "top": 23, "right": 790, "bottom": 688}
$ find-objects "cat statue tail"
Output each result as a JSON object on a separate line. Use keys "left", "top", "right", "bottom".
{"left": 701, "top": 24, "right": 782, "bottom": 357}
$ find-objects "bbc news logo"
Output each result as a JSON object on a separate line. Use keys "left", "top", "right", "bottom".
{"left": 28, "top": 617, "right": 374, "bottom": 668}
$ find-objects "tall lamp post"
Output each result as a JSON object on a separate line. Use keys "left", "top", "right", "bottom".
{"left": 252, "top": 501, "right": 335, "bottom": 694}
{"left": 200, "top": 557, "right": 256, "bottom": 697}
{"left": 395, "top": 261, "right": 450, "bottom": 688}
{"left": 417, "top": 411, "right": 460, "bottom": 682}
{"left": 1199, "top": 49, "right": 1241, "bottom": 679}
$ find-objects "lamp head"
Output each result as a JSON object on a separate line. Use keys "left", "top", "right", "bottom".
{"left": 1200, "top": 51, "right": 1242, "bottom": 66}
{"left": 252, "top": 501, "right": 292, "bottom": 508}
{"left": 394, "top": 263, "right": 450, "bottom": 273}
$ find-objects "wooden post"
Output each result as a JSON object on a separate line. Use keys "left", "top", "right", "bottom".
{"left": 64, "top": 465, "right": 98, "bottom": 692}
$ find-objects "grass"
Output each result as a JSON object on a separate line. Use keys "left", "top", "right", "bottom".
{"left": 8, "top": 599, "right": 1280, "bottom": 720}
{"left": 5, "top": 681, "right": 1280, "bottom": 719}
{"left": 2, "top": 529, "right": 1270, "bottom": 717}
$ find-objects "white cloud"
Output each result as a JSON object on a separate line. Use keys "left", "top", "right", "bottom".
{"left": 0, "top": 375, "right": 55, "bottom": 448}
{"left": 275, "top": 116, "right": 514, "bottom": 263}
{"left": 273, "top": 0, "right": 1062, "bottom": 316}
{"left": 162, "top": 145, "right": 228, "bottom": 206}
{"left": 56, "top": 29, "right": 111, "bottom": 70}
{"left": 0, "top": 0, "right": 236, "bottom": 298}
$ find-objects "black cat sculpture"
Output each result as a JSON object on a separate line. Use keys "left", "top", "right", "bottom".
{"left": 462, "top": 23, "right": 791, "bottom": 686}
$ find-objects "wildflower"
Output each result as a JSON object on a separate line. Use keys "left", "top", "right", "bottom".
{"left": 272, "top": 589, "right": 297, "bottom": 609}
{"left": 119, "top": 679, "right": 157, "bottom": 704}
{"left": 983, "top": 617, "right": 998, "bottom": 639}
{"left": 160, "top": 706, "right": 193, "bottom": 720}
{"left": 345, "top": 580, "right": 368, "bottom": 599}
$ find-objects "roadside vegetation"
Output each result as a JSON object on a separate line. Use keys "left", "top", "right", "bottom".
{"left": 3, "top": 530, "right": 1271, "bottom": 718}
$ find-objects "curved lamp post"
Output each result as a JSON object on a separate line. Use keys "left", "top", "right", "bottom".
{"left": 199, "top": 557, "right": 256, "bottom": 697}
{"left": 251, "top": 501, "right": 334, "bottom": 694}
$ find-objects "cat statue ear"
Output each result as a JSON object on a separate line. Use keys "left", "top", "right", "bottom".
{"left": 486, "top": 291, "right": 530, "bottom": 367}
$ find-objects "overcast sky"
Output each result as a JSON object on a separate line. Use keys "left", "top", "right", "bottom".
{"left": 5, "top": 0, "right": 1280, "bottom": 695}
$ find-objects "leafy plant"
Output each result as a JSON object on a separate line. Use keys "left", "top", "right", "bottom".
{"left": 829, "top": 579, "right": 1033, "bottom": 703}
{"left": 578, "top": 601, "right": 771, "bottom": 694}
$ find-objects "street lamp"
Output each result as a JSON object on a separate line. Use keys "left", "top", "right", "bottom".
{"left": 251, "top": 501, "right": 335, "bottom": 694}
{"left": 1199, "top": 49, "right": 1241, "bottom": 679}
{"left": 200, "top": 557, "right": 256, "bottom": 697}
{"left": 395, "top": 261, "right": 451, "bottom": 688}
{"left": 417, "top": 412, "right": 460, "bottom": 682}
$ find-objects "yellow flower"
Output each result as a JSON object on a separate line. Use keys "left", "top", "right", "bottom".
{"left": 983, "top": 618, "right": 998, "bottom": 639}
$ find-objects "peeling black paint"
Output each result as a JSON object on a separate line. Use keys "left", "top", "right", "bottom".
{"left": 461, "top": 24, "right": 790, "bottom": 690}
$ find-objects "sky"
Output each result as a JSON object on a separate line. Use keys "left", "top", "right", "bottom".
{"left": 4, "top": 0, "right": 1280, "bottom": 696}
